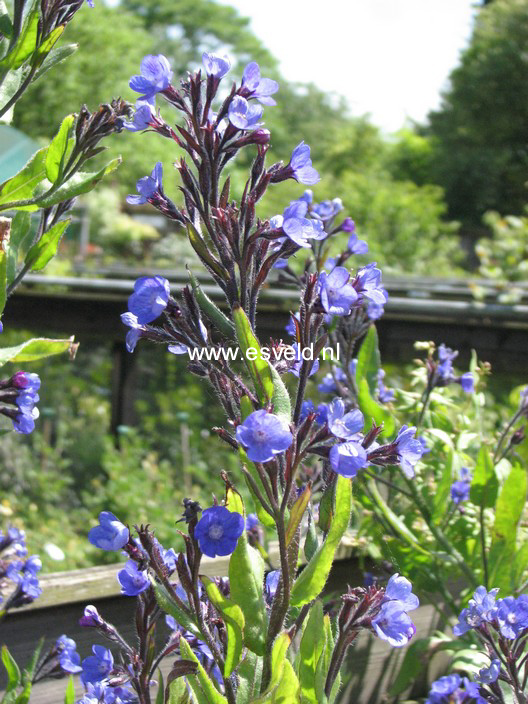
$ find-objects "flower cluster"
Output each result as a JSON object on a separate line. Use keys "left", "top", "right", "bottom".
{"left": 427, "top": 344, "right": 475, "bottom": 394}
{"left": 0, "top": 371, "right": 41, "bottom": 434}
{"left": 0, "top": 525, "right": 42, "bottom": 611}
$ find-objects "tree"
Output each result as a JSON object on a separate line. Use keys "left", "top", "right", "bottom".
{"left": 427, "top": 0, "right": 528, "bottom": 228}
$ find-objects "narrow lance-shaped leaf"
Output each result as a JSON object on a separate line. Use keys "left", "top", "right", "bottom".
{"left": 0, "top": 4, "right": 38, "bottom": 70}
{"left": 150, "top": 578, "right": 202, "bottom": 639}
{"left": 233, "top": 304, "right": 273, "bottom": 404}
{"left": 188, "top": 269, "right": 235, "bottom": 340}
{"left": 356, "top": 325, "right": 381, "bottom": 394}
{"left": 63, "top": 676, "right": 75, "bottom": 704}
{"left": 270, "top": 363, "right": 291, "bottom": 423}
{"left": 285, "top": 485, "right": 311, "bottom": 548}
{"left": 297, "top": 600, "right": 325, "bottom": 704}
{"left": 251, "top": 633, "right": 291, "bottom": 703}
{"left": 0, "top": 147, "right": 48, "bottom": 211}
{"left": 0, "top": 216, "right": 9, "bottom": 315}
{"left": 470, "top": 445, "right": 498, "bottom": 508}
{"left": 357, "top": 378, "right": 395, "bottom": 438}
{"left": 25, "top": 219, "right": 70, "bottom": 271}
{"left": 1, "top": 645, "right": 20, "bottom": 693}
{"left": 202, "top": 576, "right": 245, "bottom": 677}
{"left": 290, "top": 475, "right": 352, "bottom": 607}
{"left": 45, "top": 114, "right": 75, "bottom": 183}
{"left": 7, "top": 211, "right": 32, "bottom": 285}
{"left": 226, "top": 488, "right": 267, "bottom": 655}
{"left": 178, "top": 637, "right": 227, "bottom": 704}
{"left": 36, "top": 157, "right": 121, "bottom": 208}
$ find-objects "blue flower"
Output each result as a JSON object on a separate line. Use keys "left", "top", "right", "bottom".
{"left": 347, "top": 232, "right": 368, "bottom": 254}
{"left": 12, "top": 406, "right": 39, "bottom": 434}
{"left": 453, "top": 586, "right": 499, "bottom": 636}
{"left": 327, "top": 399, "right": 364, "bottom": 439}
{"left": 12, "top": 372, "right": 40, "bottom": 392}
{"left": 236, "top": 410, "right": 293, "bottom": 463}
{"left": 81, "top": 645, "right": 114, "bottom": 685}
{"left": 371, "top": 601, "right": 416, "bottom": 647}
{"left": 122, "top": 100, "right": 155, "bottom": 133}
{"left": 265, "top": 570, "right": 280, "bottom": 603}
{"left": 494, "top": 595, "right": 528, "bottom": 639}
{"left": 194, "top": 506, "right": 244, "bottom": 558}
{"left": 79, "top": 605, "right": 104, "bottom": 628}
{"left": 7, "top": 556, "right": 42, "bottom": 600}
{"left": 228, "top": 96, "right": 263, "bottom": 130}
{"left": 315, "top": 403, "right": 329, "bottom": 425}
{"left": 129, "top": 55, "right": 172, "bottom": 100}
{"left": 425, "top": 674, "right": 461, "bottom": 704}
{"left": 127, "top": 275, "right": 170, "bottom": 325}
{"left": 289, "top": 342, "right": 320, "bottom": 377}
{"left": 120, "top": 312, "right": 145, "bottom": 353}
{"left": 246, "top": 513, "right": 259, "bottom": 531}
{"left": 394, "top": 425, "right": 425, "bottom": 479}
{"left": 299, "top": 400, "right": 315, "bottom": 423}
{"left": 355, "top": 263, "right": 388, "bottom": 306}
{"left": 275, "top": 200, "right": 325, "bottom": 248}
{"left": 319, "top": 267, "right": 358, "bottom": 316}
{"left": 312, "top": 198, "right": 343, "bottom": 221}
{"left": 285, "top": 312, "right": 300, "bottom": 337}
{"left": 202, "top": 52, "right": 231, "bottom": 78}
{"left": 437, "top": 344, "right": 457, "bottom": 380}
{"left": 287, "top": 142, "right": 320, "bottom": 185}
{"left": 329, "top": 441, "right": 368, "bottom": 478}
{"left": 450, "top": 479, "right": 470, "bottom": 506}
{"left": 242, "top": 62, "right": 279, "bottom": 105}
{"left": 56, "top": 635, "right": 83, "bottom": 674}
{"left": 384, "top": 573, "right": 419, "bottom": 612}
{"left": 376, "top": 369, "right": 394, "bottom": 403}
{"left": 476, "top": 658, "right": 501, "bottom": 684}
{"left": 117, "top": 560, "right": 149, "bottom": 596}
{"left": 88, "top": 512, "right": 129, "bottom": 551}
{"left": 127, "top": 162, "right": 163, "bottom": 206}
{"left": 459, "top": 372, "right": 475, "bottom": 393}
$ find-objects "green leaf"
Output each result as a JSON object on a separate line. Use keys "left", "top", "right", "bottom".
{"left": 151, "top": 579, "right": 202, "bottom": 638}
{"left": 251, "top": 633, "right": 291, "bottom": 703}
{"left": 0, "top": 147, "right": 47, "bottom": 211}
{"left": 63, "top": 676, "right": 75, "bottom": 704}
{"left": 285, "top": 485, "right": 311, "bottom": 548}
{"left": 1, "top": 646, "right": 20, "bottom": 693}
{"left": 188, "top": 270, "right": 235, "bottom": 340}
{"left": 489, "top": 462, "right": 527, "bottom": 590}
{"left": 0, "top": 66, "right": 25, "bottom": 120}
{"left": 202, "top": 576, "right": 245, "bottom": 677}
{"left": 357, "top": 378, "right": 395, "bottom": 438}
{"left": 167, "top": 678, "right": 193, "bottom": 704}
{"left": 0, "top": 336, "right": 76, "bottom": 367}
{"left": 356, "top": 325, "right": 380, "bottom": 394}
{"left": 272, "top": 660, "right": 300, "bottom": 703}
{"left": 0, "top": 4, "right": 38, "bottom": 70}
{"left": 233, "top": 304, "right": 273, "bottom": 405}
{"left": 25, "top": 219, "right": 70, "bottom": 271}
{"left": 33, "top": 25, "right": 64, "bottom": 67}
{"left": 236, "top": 651, "right": 263, "bottom": 704}
{"left": 33, "top": 43, "right": 78, "bottom": 81}
{"left": 470, "top": 446, "right": 498, "bottom": 508}
{"left": 36, "top": 157, "right": 121, "bottom": 207}
{"left": 0, "top": 2, "right": 13, "bottom": 39}
{"left": 303, "top": 511, "right": 318, "bottom": 562}
{"left": 155, "top": 669, "right": 164, "bottom": 704}
{"left": 298, "top": 601, "right": 325, "bottom": 704}
{"left": 269, "top": 364, "right": 291, "bottom": 423}
{"left": 227, "top": 489, "right": 268, "bottom": 655}
{"left": 45, "top": 114, "right": 74, "bottom": 183}
{"left": 0, "top": 222, "right": 7, "bottom": 315}
{"left": 290, "top": 475, "right": 352, "bottom": 607}
{"left": 7, "top": 211, "right": 32, "bottom": 284}
{"left": 179, "top": 637, "right": 227, "bottom": 704}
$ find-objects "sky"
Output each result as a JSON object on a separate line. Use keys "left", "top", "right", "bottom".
{"left": 217, "top": 0, "right": 477, "bottom": 133}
